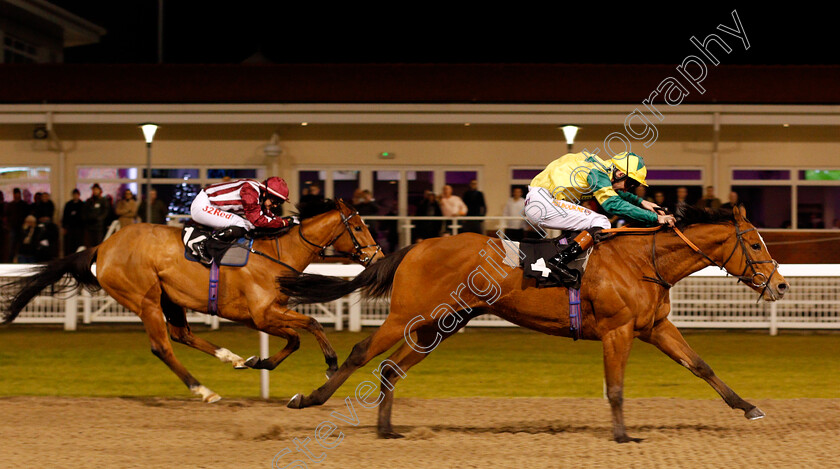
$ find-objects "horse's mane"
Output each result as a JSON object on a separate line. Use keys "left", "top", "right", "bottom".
{"left": 675, "top": 205, "right": 736, "bottom": 229}
{"left": 291, "top": 198, "right": 340, "bottom": 220}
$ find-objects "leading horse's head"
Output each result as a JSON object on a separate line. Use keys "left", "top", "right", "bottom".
{"left": 682, "top": 206, "right": 789, "bottom": 301}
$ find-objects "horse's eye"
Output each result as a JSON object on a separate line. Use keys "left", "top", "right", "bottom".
{"left": 751, "top": 243, "right": 760, "bottom": 250}
{"left": 354, "top": 226, "right": 363, "bottom": 231}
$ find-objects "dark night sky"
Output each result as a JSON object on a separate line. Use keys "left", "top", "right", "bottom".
{"left": 50, "top": 1, "right": 836, "bottom": 66}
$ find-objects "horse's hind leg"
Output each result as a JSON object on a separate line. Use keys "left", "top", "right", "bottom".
{"left": 287, "top": 319, "right": 406, "bottom": 409}
{"left": 161, "top": 290, "right": 248, "bottom": 369}
{"left": 377, "top": 324, "right": 457, "bottom": 439}
{"left": 602, "top": 322, "right": 641, "bottom": 443}
{"left": 642, "top": 319, "right": 763, "bottom": 419}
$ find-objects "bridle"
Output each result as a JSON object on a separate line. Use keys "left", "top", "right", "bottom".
{"left": 608, "top": 219, "right": 779, "bottom": 299}
{"left": 298, "top": 207, "right": 381, "bottom": 267}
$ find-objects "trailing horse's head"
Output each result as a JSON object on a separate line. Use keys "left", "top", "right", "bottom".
{"left": 717, "top": 207, "right": 789, "bottom": 301}
{"left": 332, "top": 199, "right": 385, "bottom": 266}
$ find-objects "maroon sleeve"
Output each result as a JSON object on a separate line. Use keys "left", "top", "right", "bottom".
{"left": 240, "top": 183, "right": 289, "bottom": 229}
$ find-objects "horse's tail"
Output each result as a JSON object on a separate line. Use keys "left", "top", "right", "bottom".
{"left": 2, "top": 248, "right": 101, "bottom": 324}
{"left": 277, "top": 244, "right": 415, "bottom": 305}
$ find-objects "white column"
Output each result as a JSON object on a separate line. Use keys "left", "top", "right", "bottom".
{"left": 769, "top": 302, "right": 778, "bottom": 336}
{"left": 348, "top": 291, "right": 362, "bottom": 332}
{"left": 64, "top": 295, "right": 77, "bottom": 331}
{"left": 259, "top": 332, "right": 270, "bottom": 400}
{"left": 333, "top": 298, "right": 344, "bottom": 332}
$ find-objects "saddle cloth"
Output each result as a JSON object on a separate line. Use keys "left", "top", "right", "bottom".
{"left": 181, "top": 223, "right": 253, "bottom": 267}
{"left": 500, "top": 232, "right": 592, "bottom": 290}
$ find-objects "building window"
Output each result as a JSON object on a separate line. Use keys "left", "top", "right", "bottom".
{"left": 76, "top": 166, "right": 264, "bottom": 219}
{"left": 3, "top": 35, "right": 39, "bottom": 63}
{"left": 0, "top": 166, "right": 51, "bottom": 203}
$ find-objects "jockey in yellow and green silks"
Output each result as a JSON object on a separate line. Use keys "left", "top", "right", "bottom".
{"left": 525, "top": 151, "right": 676, "bottom": 283}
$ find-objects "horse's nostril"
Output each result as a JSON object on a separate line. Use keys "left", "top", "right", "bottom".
{"left": 777, "top": 283, "right": 789, "bottom": 293}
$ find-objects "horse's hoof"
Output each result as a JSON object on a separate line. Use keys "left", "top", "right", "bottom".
{"left": 614, "top": 435, "right": 643, "bottom": 443}
{"left": 204, "top": 393, "right": 222, "bottom": 404}
{"left": 233, "top": 361, "right": 249, "bottom": 370}
{"left": 244, "top": 356, "right": 262, "bottom": 369}
{"left": 378, "top": 431, "right": 405, "bottom": 439}
{"left": 745, "top": 406, "right": 765, "bottom": 420}
{"left": 287, "top": 393, "right": 304, "bottom": 409}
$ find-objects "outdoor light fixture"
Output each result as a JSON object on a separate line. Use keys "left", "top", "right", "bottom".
{"left": 139, "top": 123, "right": 159, "bottom": 223}
{"left": 140, "top": 123, "right": 158, "bottom": 144}
{"left": 560, "top": 125, "right": 580, "bottom": 152}
{"left": 264, "top": 133, "right": 282, "bottom": 157}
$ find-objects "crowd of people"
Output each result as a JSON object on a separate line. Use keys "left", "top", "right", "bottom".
{"left": 0, "top": 184, "right": 169, "bottom": 263}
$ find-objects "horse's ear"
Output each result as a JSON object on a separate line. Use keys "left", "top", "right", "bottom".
{"left": 732, "top": 205, "right": 745, "bottom": 222}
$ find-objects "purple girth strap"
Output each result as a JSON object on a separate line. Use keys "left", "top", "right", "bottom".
{"left": 558, "top": 237, "right": 582, "bottom": 340}
{"left": 208, "top": 261, "right": 220, "bottom": 315}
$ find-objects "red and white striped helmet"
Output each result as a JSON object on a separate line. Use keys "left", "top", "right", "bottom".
{"left": 262, "top": 177, "right": 289, "bottom": 201}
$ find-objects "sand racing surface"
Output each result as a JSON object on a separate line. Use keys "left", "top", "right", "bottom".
{"left": 1, "top": 396, "right": 838, "bottom": 468}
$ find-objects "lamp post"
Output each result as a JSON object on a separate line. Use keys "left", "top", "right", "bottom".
{"left": 560, "top": 125, "right": 580, "bottom": 153}
{"left": 139, "top": 123, "right": 159, "bottom": 224}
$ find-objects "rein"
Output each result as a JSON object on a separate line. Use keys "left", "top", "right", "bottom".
{"left": 247, "top": 237, "right": 302, "bottom": 274}
{"left": 246, "top": 205, "right": 381, "bottom": 271}
{"left": 601, "top": 222, "right": 778, "bottom": 298}
{"left": 298, "top": 209, "right": 381, "bottom": 267}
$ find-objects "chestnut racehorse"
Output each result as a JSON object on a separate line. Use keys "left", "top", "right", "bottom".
{"left": 278, "top": 207, "right": 789, "bottom": 442}
{"left": 2, "top": 199, "right": 383, "bottom": 403}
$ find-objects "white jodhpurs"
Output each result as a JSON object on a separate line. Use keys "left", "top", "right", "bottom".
{"left": 524, "top": 186, "right": 611, "bottom": 231}
{"left": 189, "top": 191, "right": 254, "bottom": 230}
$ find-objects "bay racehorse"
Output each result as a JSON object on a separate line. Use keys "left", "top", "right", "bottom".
{"left": 2, "top": 198, "right": 383, "bottom": 403}
{"left": 277, "top": 206, "right": 788, "bottom": 442}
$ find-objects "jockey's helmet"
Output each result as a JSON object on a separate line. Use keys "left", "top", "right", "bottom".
{"left": 610, "top": 152, "right": 648, "bottom": 187}
{"left": 263, "top": 177, "right": 290, "bottom": 202}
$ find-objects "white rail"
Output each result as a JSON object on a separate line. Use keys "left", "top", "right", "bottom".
{"left": 1, "top": 264, "right": 838, "bottom": 335}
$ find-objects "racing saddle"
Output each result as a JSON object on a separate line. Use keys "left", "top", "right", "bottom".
{"left": 181, "top": 221, "right": 291, "bottom": 267}
{"left": 502, "top": 231, "right": 594, "bottom": 290}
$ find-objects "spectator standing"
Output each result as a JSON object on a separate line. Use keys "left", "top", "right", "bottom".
{"left": 439, "top": 185, "right": 467, "bottom": 218}
{"left": 503, "top": 187, "right": 527, "bottom": 241}
{"left": 414, "top": 190, "right": 443, "bottom": 242}
{"left": 653, "top": 191, "right": 668, "bottom": 213}
{"left": 6, "top": 188, "right": 32, "bottom": 261}
{"left": 33, "top": 192, "right": 55, "bottom": 221}
{"left": 138, "top": 189, "right": 168, "bottom": 224}
{"left": 82, "top": 183, "right": 110, "bottom": 247}
{"left": 62, "top": 188, "right": 85, "bottom": 255}
{"left": 696, "top": 185, "right": 722, "bottom": 212}
{"left": 354, "top": 189, "right": 379, "bottom": 241}
{"left": 115, "top": 189, "right": 139, "bottom": 228}
{"left": 720, "top": 191, "right": 747, "bottom": 218}
{"left": 299, "top": 184, "right": 324, "bottom": 206}
{"left": 461, "top": 179, "right": 486, "bottom": 235}
{"left": 355, "top": 190, "right": 379, "bottom": 216}
{"left": 17, "top": 215, "right": 56, "bottom": 262}
{"left": 674, "top": 186, "right": 691, "bottom": 216}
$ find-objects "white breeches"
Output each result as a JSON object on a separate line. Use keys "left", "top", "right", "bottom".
{"left": 190, "top": 191, "right": 254, "bottom": 230}
{"left": 524, "top": 186, "right": 611, "bottom": 231}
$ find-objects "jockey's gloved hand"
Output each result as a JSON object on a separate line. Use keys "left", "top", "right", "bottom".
{"left": 658, "top": 213, "right": 676, "bottom": 227}
{"left": 284, "top": 215, "right": 300, "bottom": 225}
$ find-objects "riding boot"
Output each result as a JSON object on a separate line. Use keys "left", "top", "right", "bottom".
{"left": 211, "top": 226, "right": 248, "bottom": 243}
{"left": 547, "top": 230, "right": 596, "bottom": 284}
{"left": 193, "top": 241, "right": 212, "bottom": 265}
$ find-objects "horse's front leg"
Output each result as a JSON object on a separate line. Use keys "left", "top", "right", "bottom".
{"left": 641, "top": 318, "right": 764, "bottom": 419}
{"left": 249, "top": 305, "right": 338, "bottom": 376}
{"left": 601, "top": 322, "right": 641, "bottom": 443}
